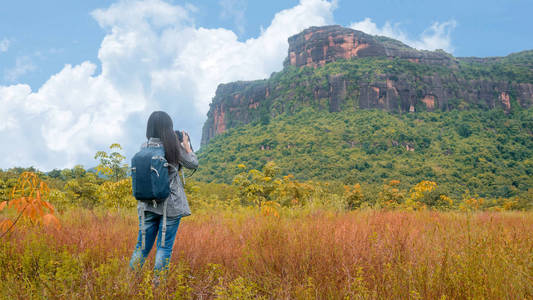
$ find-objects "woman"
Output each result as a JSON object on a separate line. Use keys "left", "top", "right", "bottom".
{"left": 129, "top": 111, "right": 198, "bottom": 275}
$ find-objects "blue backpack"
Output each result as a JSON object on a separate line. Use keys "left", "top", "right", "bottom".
{"left": 131, "top": 143, "right": 170, "bottom": 204}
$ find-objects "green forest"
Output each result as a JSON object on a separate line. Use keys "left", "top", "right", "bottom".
{"left": 197, "top": 107, "right": 533, "bottom": 204}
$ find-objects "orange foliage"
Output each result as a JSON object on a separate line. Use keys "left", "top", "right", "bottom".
{"left": 0, "top": 172, "right": 60, "bottom": 237}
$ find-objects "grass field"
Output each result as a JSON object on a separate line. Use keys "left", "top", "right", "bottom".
{"left": 1, "top": 208, "right": 532, "bottom": 299}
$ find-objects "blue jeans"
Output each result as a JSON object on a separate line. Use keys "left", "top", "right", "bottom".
{"left": 130, "top": 211, "right": 181, "bottom": 273}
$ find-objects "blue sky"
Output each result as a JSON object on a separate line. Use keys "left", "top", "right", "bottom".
{"left": 1, "top": 0, "right": 532, "bottom": 170}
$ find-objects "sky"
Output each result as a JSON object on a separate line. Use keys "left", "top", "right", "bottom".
{"left": 1, "top": 0, "right": 532, "bottom": 171}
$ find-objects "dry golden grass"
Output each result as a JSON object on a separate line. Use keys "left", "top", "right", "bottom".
{"left": 1, "top": 208, "right": 532, "bottom": 299}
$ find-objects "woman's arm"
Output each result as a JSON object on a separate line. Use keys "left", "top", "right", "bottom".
{"left": 178, "top": 131, "right": 198, "bottom": 169}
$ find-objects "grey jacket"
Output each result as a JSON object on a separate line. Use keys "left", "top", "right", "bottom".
{"left": 137, "top": 137, "right": 199, "bottom": 218}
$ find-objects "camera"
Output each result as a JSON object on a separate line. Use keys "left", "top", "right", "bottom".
{"left": 176, "top": 130, "right": 184, "bottom": 142}
{"left": 175, "top": 130, "right": 193, "bottom": 151}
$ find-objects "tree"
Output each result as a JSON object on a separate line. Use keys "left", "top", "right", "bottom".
{"left": 63, "top": 172, "right": 101, "bottom": 209}
{"left": 377, "top": 180, "right": 406, "bottom": 209}
{"left": 344, "top": 183, "right": 365, "bottom": 209}
{"left": 94, "top": 143, "right": 128, "bottom": 182}
{"left": 404, "top": 181, "right": 452, "bottom": 210}
{"left": 98, "top": 179, "right": 136, "bottom": 209}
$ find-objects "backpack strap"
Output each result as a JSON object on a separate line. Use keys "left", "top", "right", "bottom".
{"left": 139, "top": 205, "right": 146, "bottom": 250}
{"left": 161, "top": 200, "right": 168, "bottom": 247}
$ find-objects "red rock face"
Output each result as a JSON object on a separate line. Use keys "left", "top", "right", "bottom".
{"left": 213, "top": 104, "right": 226, "bottom": 134}
{"left": 285, "top": 25, "right": 452, "bottom": 69}
{"left": 515, "top": 83, "right": 533, "bottom": 107}
{"left": 201, "top": 81, "right": 270, "bottom": 146}
{"left": 499, "top": 92, "right": 511, "bottom": 110}
{"left": 287, "top": 26, "right": 381, "bottom": 68}
{"left": 422, "top": 95, "right": 436, "bottom": 110}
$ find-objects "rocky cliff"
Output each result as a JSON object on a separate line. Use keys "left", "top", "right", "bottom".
{"left": 201, "top": 25, "right": 533, "bottom": 146}
{"left": 285, "top": 25, "right": 453, "bottom": 68}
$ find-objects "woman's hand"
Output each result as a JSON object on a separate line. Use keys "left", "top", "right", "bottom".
{"left": 182, "top": 131, "right": 192, "bottom": 153}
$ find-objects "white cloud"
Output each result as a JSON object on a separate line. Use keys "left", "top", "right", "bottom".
{"left": 4, "top": 56, "right": 36, "bottom": 82}
{"left": 0, "top": 38, "right": 9, "bottom": 52}
{"left": 349, "top": 18, "right": 457, "bottom": 53}
{"left": 0, "top": 0, "right": 335, "bottom": 170}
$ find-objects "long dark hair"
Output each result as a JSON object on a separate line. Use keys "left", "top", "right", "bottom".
{"left": 146, "top": 111, "right": 180, "bottom": 165}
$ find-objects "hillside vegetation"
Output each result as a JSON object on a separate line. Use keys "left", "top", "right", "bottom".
{"left": 197, "top": 107, "right": 533, "bottom": 201}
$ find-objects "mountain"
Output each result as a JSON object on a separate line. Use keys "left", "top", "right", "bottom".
{"left": 201, "top": 25, "right": 533, "bottom": 145}
{"left": 195, "top": 25, "right": 533, "bottom": 200}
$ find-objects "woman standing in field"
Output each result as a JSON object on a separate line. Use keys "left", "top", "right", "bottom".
{"left": 129, "top": 111, "right": 198, "bottom": 279}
